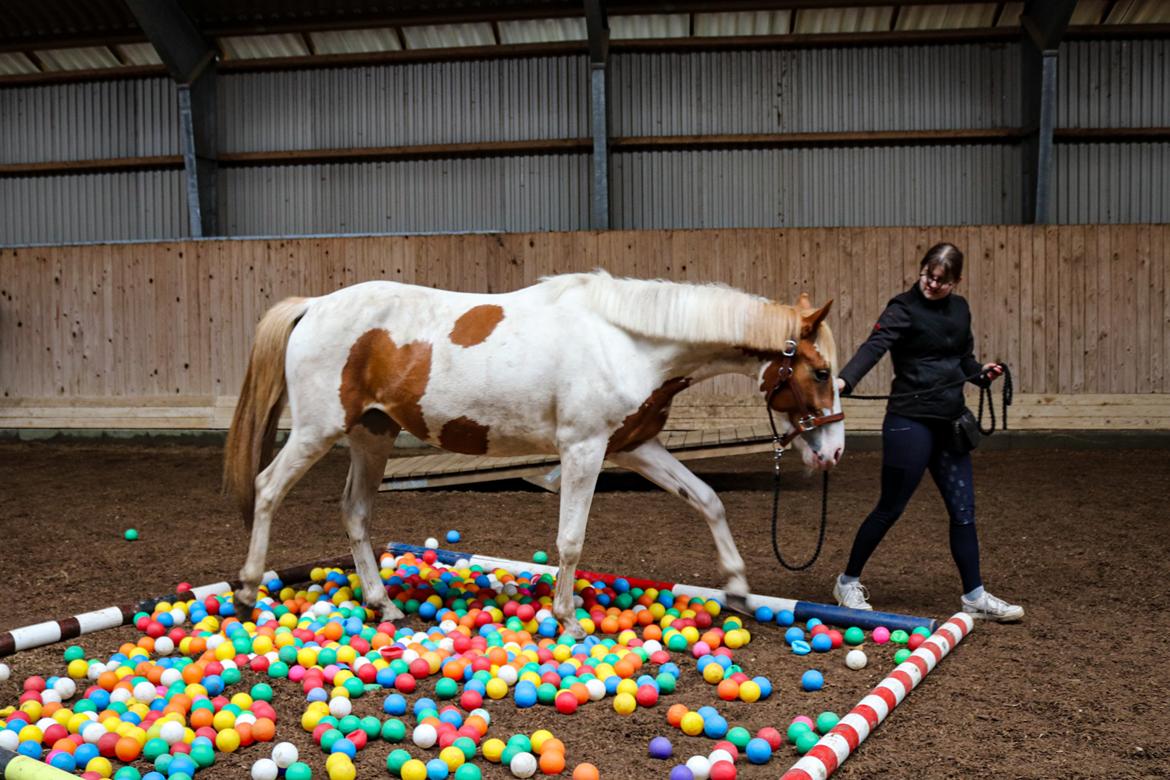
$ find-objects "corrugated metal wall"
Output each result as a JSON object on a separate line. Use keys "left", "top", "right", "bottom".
{"left": 221, "top": 155, "right": 589, "bottom": 235}
{"left": 610, "top": 44, "right": 1021, "bottom": 135}
{"left": 1055, "top": 142, "right": 1169, "bottom": 223}
{"left": 613, "top": 144, "right": 1019, "bottom": 228}
{"left": 219, "top": 57, "right": 589, "bottom": 152}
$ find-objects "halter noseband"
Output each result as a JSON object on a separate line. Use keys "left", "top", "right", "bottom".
{"left": 764, "top": 339, "right": 846, "bottom": 448}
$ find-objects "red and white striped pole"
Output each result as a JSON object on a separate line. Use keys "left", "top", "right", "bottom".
{"left": 781, "top": 612, "right": 976, "bottom": 780}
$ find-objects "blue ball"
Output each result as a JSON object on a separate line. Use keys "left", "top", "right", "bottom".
{"left": 811, "top": 634, "right": 833, "bottom": 652}
{"left": 784, "top": 626, "right": 805, "bottom": 645}
{"left": 73, "top": 744, "right": 99, "bottom": 766}
{"left": 696, "top": 706, "right": 719, "bottom": 720}
{"left": 806, "top": 617, "right": 823, "bottom": 629}
{"left": 801, "top": 669, "right": 825, "bottom": 692}
{"left": 383, "top": 693, "right": 407, "bottom": 714}
{"left": 413, "top": 697, "right": 437, "bottom": 715}
{"left": 307, "top": 688, "right": 328, "bottom": 703}
{"left": 514, "top": 685, "right": 538, "bottom": 708}
{"left": 648, "top": 736, "right": 673, "bottom": 759}
{"left": 426, "top": 757, "right": 450, "bottom": 779}
{"left": 702, "top": 715, "right": 728, "bottom": 739}
{"left": 330, "top": 738, "right": 357, "bottom": 758}
{"left": 745, "top": 737, "right": 773, "bottom": 764}
{"left": 754, "top": 606, "right": 775, "bottom": 623}
{"left": 791, "top": 639, "right": 812, "bottom": 656}
{"left": 446, "top": 530, "right": 461, "bottom": 544}
{"left": 776, "top": 609, "right": 795, "bottom": 626}
{"left": 49, "top": 751, "right": 76, "bottom": 771}
{"left": 17, "top": 741, "right": 42, "bottom": 759}
{"left": 752, "top": 676, "right": 773, "bottom": 699}
{"left": 613, "top": 577, "right": 630, "bottom": 593}
{"left": 669, "top": 766, "right": 694, "bottom": 780}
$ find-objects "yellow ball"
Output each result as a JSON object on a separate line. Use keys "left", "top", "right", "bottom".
{"left": 17, "top": 725, "right": 43, "bottom": 744}
{"left": 612, "top": 692, "right": 637, "bottom": 715}
{"left": 530, "top": 729, "right": 554, "bottom": 753}
{"left": 229, "top": 693, "right": 253, "bottom": 710}
{"left": 702, "top": 663, "right": 725, "bottom": 684}
{"left": 724, "top": 629, "right": 747, "bottom": 649}
{"left": 400, "top": 759, "right": 428, "bottom": 780}
{"left": 327, "top": 755, "right": 356, "bottom": 780}
{"left": 301, "top": 709, "right": 324, "bottom": 732}
{"left": 680, "top": 712, "right": 705, "bottom": 736}
{"left": 738, "top": 680, "right": 761, "bottom": 703}
{"left": 615, "top": 678, "right": 637, "bottom": 696}
{"left": 704, "top": 600, "right": 722, "bottom": 616}
{"left": 85, "top": 757, "right": 113, "bottom": 778}
{"left": 67, "top": 659, "right": 90, "bottom": 679}
{"left": 215, "top": 728, "right": 241, "bottom": 752}
{"left": 439, "top": 745, "right": 466, "bottom": 769}
{"left": 485, "top": 678, "right": 508, "bottom": 700}
{"left": 551, "top": 644, "right": 571, "bottom": 662}
{"left": 211, "top": 710, "right": 236, "bottom": 731}
{"left": 680, "top": 626, "right": 700, "bottom": 644}
{"left": 482, "top": 738, "right": 506, "bottom": 762}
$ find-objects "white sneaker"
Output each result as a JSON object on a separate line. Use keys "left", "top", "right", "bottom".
{"left": 961, "top": 590, "right": 1024, "bottom": 622}
{"left": 833, "top": 576, "right": 872, "bottom": 611}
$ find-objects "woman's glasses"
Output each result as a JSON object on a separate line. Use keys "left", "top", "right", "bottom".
{"left": 920, "top": 272, "right": 954, "bottom": 290}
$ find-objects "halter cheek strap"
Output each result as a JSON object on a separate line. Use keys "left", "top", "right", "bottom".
{"left": 764, "top": 340, "right": 846, "bottom": 448}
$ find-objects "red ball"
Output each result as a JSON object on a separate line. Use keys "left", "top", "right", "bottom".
{"left": 635, "top": 685, "right": 658, "bottom": 707}
{"left": 709, "top": 760, "right": 737, "bottom": 780}
{"left": 694, "top": 612, "right": 713, "bottom": 629}
{"left": 96, "top": 732, "right": 120, "bottom": 757}
{"left": 460, "top": 690, "right": 483, "bottom": 711}
{"left": 312, "top": 724, "right": 332, "bottom": 744}
{"left": 713, "top": 741, "right": 739, "bottom": 761}
{"left": 347, "top": 730, "right": 367, "bottom": 751}
{"left": 757, "top": 727, "right": 783, "bottom": 751}
{"left": 908, "top": 633, "right": 926, "bottom": 650}
{"left": 394, "top": 673, "right": 416, "bottom": 693}
{"left": 810, "top": 624, "right": 830, "bottom": 637}
{"left": 422, "top": 549, "right": 438, "bottom": 564}
{"left": 23, "top": 676, "right": 46, "bottom": 693}
{"left": 409, "top": 659, "right": 431, "bottom": 678}
{"left": 249, "top": 656, "right": 270, "bottom": 673}
{"left": 555, "top": 691, "right": 578, "bottom": 714}
{"left": 252, "top": 702, "right": 277, "bottom": 721}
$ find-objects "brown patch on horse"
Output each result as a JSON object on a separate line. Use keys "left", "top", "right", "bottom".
{"left": 439, "top": 416, "right": 491, "bottom": 455}
{"left": 607, "top": 377, "right": 693, "bottom": 453}
{"left": 339, "top": 328, "right": 432, "bottom": 441}
{"left": 450, "top": 305, "right": 505, "bottom": 347}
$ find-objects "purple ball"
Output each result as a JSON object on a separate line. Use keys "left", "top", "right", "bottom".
{"left": 649, "top": 736, "right": 674, "bottom": 759}
{"left": 669, "top": 766, "right": 694, "bottom": 780}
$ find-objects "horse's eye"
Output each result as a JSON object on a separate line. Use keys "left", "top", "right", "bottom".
{"left": 814, "top": 369, "right": 831, "bottom": 383}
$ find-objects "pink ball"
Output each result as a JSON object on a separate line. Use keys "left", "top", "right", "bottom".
{"left": 692, "top": 641, "right": 711, "bottom": 658}
{"left": 791, "top": 715, "right": 815, "bottom": 730}
{"left": 872, "top": 626, "right": 891, "bottom": 644}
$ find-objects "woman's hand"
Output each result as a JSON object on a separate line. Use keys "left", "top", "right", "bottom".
{"left": 982, "top": 362, "right": 1004, "bottom": 381}
{"left": 835, "top": 377, "right": 847, "bottom": 393}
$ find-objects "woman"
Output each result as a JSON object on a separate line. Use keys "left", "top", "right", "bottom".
{"left": 832, "top": 242, "right": 1022, "bottom": 622}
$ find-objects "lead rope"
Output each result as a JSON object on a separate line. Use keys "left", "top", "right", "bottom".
{"left": 765, "top": 404, "right": 830, "bottom": 572}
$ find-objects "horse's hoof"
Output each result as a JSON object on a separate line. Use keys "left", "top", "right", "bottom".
{"left": 380, "top": 603, "right": 405, "bottom": 622}
{"left": 234, "top": 596, "right": 256, "bottom": 619}
{"left": 723, "top": 592, "right": 752, "bottom": 617}
{"left": 563, "top": 621, "right": 586, "bottom": 641}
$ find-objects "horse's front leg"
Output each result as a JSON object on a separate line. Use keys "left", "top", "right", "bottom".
{"left": 609, "top": 439, "right": 752, "bottom": 615}
{"left": 552, "top": 437, "right": 607, "bottom": 639}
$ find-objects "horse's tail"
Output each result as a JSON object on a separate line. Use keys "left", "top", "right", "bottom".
{"left": 224, "top": 297, "right": 312, "bottom": 531}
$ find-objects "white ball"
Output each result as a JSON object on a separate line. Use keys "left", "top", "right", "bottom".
{"left": 585, "top": 678, "right": 606, "bottom": 701}
{"left": 251, "top": 758, "right": 279, "bottom": 780}
{"left": 206, "top": 635, "right": 224, "bottom": 650}
{"left": 328, "top": 697, "right": 351, "bottom": 718}
{"left": 86, "top": 664, "right": 106, "bottom": 681}
{"left": 40, "top": 689, "right": 62, "bottom": 705}
{"left": 160, "top": 668, "right": 182, "bottom": 688}
{"left": 169, "top": 607, "right": 187, "bottom": 626}
{"left": 37, "top": 717, "right": 59, "bottom": 732}
{"left": 235, "top": 712, "right": 257, "bottom": 726}
{"left": 412, "top": 723, "right": 437, "bottom": 749}
{"left": 0, "top": 663, "right": 9, "bottom": 682}
{"left": 109, "top": 687, "right": 132, "bottom": 703}
{"left": 53, "top": 677, "right": 77, "bottom": 699}
{"left": 496, "top": 665, "right": 518, "bottom": 685}
{"left": 509, "top": 751, "right": 537, "bottom": 779}
{"left": 134, "top": 681, "right": 157, "bottom": 702}
{"left": 686, "top": 755, "right": 712, "bottom": 780}
{"left": 153, "top": 636, "right": 175, "bottom": 656}
{"left": 845, "top": 649, "right": 868, "bottom": 670}
{"left": 159, "top": 720, "right": 185, "bottom": 745}
{"left": 469, "top": 708, "right": 491, "bottom": 726}
{"left": 708, "top": 749, "right": 735, "bottom": 765}
{"left": 0, "top": 731, "right": 19, "bottom": 751}
{"left": 81, "top": 722, "right": 107, "bottom": 743}
{"left": 642, "top": 640, "right": 663, "bottom": 655}
{"left": 271, "top": 742, "right": 298, "bottom": 768}
{"left": 424, "top": 537, "right": 439, "bottom": 549}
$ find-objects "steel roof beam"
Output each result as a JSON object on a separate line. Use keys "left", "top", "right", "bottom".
{"left": 122, "top": 0, "right": 218, "bottom": 238}
{"left": 585, "top": 0, "right": 610, "bottom": 230}
{"left": 1019, "top": 0, "right": 1077, "bottom": 224}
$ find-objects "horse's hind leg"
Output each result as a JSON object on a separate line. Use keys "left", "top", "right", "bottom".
{"left": 552, "top": 438, "right": 607, "bottom": 639}
{"left": 342, "top": 423, "right": 403, "bottom": 622}
{"left": 238, "top": 427, "right": 338, "bottom": 614}
{"left": 609, "top": 439, "right": 752, "bottom": 614}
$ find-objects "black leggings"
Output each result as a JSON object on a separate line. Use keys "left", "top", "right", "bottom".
{"left": 844, "top": 412, "right": 983, "bottom": 594}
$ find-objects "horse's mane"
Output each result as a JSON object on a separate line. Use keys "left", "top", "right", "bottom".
{"left": 541, "top": 271, "right": 836, "bottom": 365}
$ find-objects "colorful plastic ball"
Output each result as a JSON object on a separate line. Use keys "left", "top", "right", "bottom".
{"left": 800, "top": 670, "right": 824, "bottom": 692}
{"left": 795, "top": 730, "right": 820, "bottom": 755}
{"left": 844, "top": 626, "right": 865, "bottom": 645}
{"left": 791, "top": 640, "right": 811, "bottom": 656}
{"left": 636, "top": 684, "right": 659, "bottom": 707}
{"left": 744, "top": 737, "right": 772, "bottom": 764}
{"left": 400, "top": 759, "right": 428, "bottom": 780}
{"left": 845, "top": 649, "right": 868, "bottom": 670}
{"left": 709, "top": 760, "right": 736, "bottom": 780}
{"left": 669, "top": 766, "right": 694, "bottom": 780}
{"left": 612, "top": 692, "right": 636, "bottom": 715}
{"left": 913, "top": 625, "right": 933, "bottom": 637}
{"left": 810, "top": 634, "right": 832, "bottom": 652}
{"left": 680, "top": 712, "right": 705, "bottom": 736}
{"left": 816, "top": 711, "right": 840, "bottom": 734}
{"left": 424, "top": 537, "right": 439, "bottom": 549}
{"left": 445, "top": 530, "right": 461, "bottom": 544}
{"left": 685, "top": 755, "right": 711, "bottom": 780}
{"left": 387, "top": 750, "right": 412, "bottom": 774}
{"left": 532, "top": 551, "right": 549, "bottom": 565}
{"left": 786, "top": 721, "right": 811, "bottom": 745}
{"left": 413, "top": 724, "right": 438, "bottom": 748}
{"left": 756, "top": 727, "right": 783, "bottom": 751}
{"left": 0, "top": 663, "right": 9, "bottom": 682}
{"left": 783, "top": 627, "right": 805, "bottom": 645}
{"left": 554, "top": 691, "right": 578, "bottom": 715}
{"left": 453, "top": 766, "right": 482, "bottom": 780}
{"left": 648, "top": 736, "right": 673, "bottom": 759}
{"left": 286, "top": 763, "right": 313, "bottom": 780}
{"left": 872, "top": 626, "right": 890, "bottom": 644}
{"left": 251, "top": 759, "right": 279, "bottom": 780}
{"left": 738, "top": 680, "right": 761, "bottom": 703}
{"left": 481, "top": 739, "right": 505, "bottom": 763}
{"left": 425, "top": 758, "right": 450, "bottom": 779}
{"left": 890, "top": 629, "right": 910, "bottom": 644}
{"left": 753, "top": 606, "right": 774, "bottom": 623}
{"left": 908, "top": 633, "right": 926, "bottom": 650}
{"left": 538, "top": 752, "right": 566, "bottom": 776}
{"left": 124, "top": 529, "right": 139, "bottom": 541}
{"left": 272, "top": 742, "right": 299, "bottom": 768}
{"left": 571, "top": 764, "right": 600, "bottom": 780}
{"left": 509, "top": 751, "right": 537, "bottom": 779}
{"left": 775, "top": 609, "right": 795, "bottom": 626}
{"left": 894, "top": 648, "right": 912, "bottom": 664}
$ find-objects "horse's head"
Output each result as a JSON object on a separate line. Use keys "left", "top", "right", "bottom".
{"left": 759, "top": 294, "right": 845, "bottom": 471}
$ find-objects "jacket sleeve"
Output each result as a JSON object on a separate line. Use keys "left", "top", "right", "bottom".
{"left": 838, "top": 298, "right": 911, "bottom": 394}
{"left": 961, "top": 329, "right": 990, "bottom": 388}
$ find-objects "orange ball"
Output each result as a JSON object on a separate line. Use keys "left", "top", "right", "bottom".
{"left": 251, "top": 717, "right": 276, "bottom": 742}
{"left": 716, "top": 678, "right": 740, "bottom": 701}
{"left": 539, "top": 738, "right": 565, "bottom": 757}
{"left": 539, "top": 751, "right": 566, "bottom": 775}
{"left": 114, "top": 737, "right": 141, "bottom": 762}
{"left": 572, "top": 763, "right": 600, "bottom": 780}
{"left": 666, "top": 703, "right": 689, "bottom": 727}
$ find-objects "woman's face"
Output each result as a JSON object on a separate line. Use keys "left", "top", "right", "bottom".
{"left": 919, "top": 266, "right": 956, "bottom": 301}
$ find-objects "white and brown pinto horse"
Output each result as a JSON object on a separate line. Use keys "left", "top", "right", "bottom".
{"left": 225, "top": 271, "right": 845, "bottom": 637}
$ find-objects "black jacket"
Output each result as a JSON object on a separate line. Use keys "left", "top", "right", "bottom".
{"left": 838, "top": 283, "right": 987, "bottom": 420}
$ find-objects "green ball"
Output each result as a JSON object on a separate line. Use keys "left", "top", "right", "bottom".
{"left": 890, "top": 629, "right": 910, "bottom": 645}
{"left": 63, "top": 645, "right": 86, "bottom": 662}
{"left": 536, "top": 683, "right": 557, "bottom": 705}
{"left": 894, "top": 648, "right": 912, "bottom": 664}
{"left": 666, "top": 633, "right": 688, "bottom": 651}
{"left": 278, "top": 646, "right": 299, "bottom": 664}
{"left": 285, "top": 762, "right": 312, "bottom": 780}
{"left": 815, "top": 711, "right": 840, "bottom": 735}
{"left": 343, "top": 676, "right": 364, "bottom": 697}
{"left": 320, "top": 728, "right": 343, "bottom": 752}
{"left": 795, "top": 729, "right": 821, "bottom": 755}
{"left": 381, "top": 718, "right": 406, "bottom": 742}
{"left": 221, "top": 667, "right": 241, "bottom": 685}
{"left": 912, "top": 626, "right": 932, "bottom": 638}
{"left": 435, "top": 677, "right": 458, "bottom": 699}
{"left": 507, "top": 734, "right": 532, "bottom": 753}
{"left": 114, "top": 768, "right": 142, "bottom": 780}
{"left": 318, "top": 648, "right": 337, "bottom": 666}
{"left": 533, "top": 550, "right": 549, "bottom": 564}
{"left": 250, "top": 683, "right": 274, "bottom": 701}
{"left": 360, "top": 715, "right": 381, "bottom": 738}
{"left": 189, "top": 743, "right": 215, "bottom": 768}
{"left": 387, "top": 749, "right": 411, "bottom": 773}
{"left": 266, "top": 661, "right": 289, "bottom": 678}
{"left": 786, "top": 722, "right": 811, "bottom": 744}
{"left": 153, "top": 754, "right": 172, "bottom": 774}
{"left": 336, "top": 715, "right": 361, "bottom": 735}
{"left": 124, "top": 528, "right": 139, "bottom": 541}
{"left": 452, "top": 736, "right": 477, "bottom": 760}
{"left": 454, "top": 764, "right": 482, "bottom": 780}
{"left": 844, "top": 627, "right": 865, "bottom": 646}
{"left": 142, "top": 738, "right": 169, "bottom": 761}
{"left": 726, "top": 726, "right": 751, "bottom": 748}
{"left": 655, "top": 672, "right": 676, "bottom": 694}
{"left": 501, "top": 745, "right": 524, "bottom": 766}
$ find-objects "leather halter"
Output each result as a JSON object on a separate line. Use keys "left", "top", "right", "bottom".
{"left": 764, "top": 339, "right": 846, "bottom": 447}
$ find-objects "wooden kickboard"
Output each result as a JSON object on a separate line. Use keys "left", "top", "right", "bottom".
{"left": 380, "top": 424, "right": 778, "bottom": 491}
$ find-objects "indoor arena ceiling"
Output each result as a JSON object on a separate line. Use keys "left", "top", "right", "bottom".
{"left": 1, "top": 0, "right": 1167, "bottom": 78}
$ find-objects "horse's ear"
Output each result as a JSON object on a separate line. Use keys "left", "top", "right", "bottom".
{"left": 801, "top": 299, "right": 833, "bottom": 338}
{"left": 796, "top": 292, "right": 813, "bottom": 310}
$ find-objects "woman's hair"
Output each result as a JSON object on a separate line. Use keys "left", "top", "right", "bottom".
{"left": 919, "top": 242, "right": 964, "bottom": 283}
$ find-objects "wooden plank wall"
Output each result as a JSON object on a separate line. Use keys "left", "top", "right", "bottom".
{"left": 1, "top": 225, "right": 1167, "bottom": 429}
